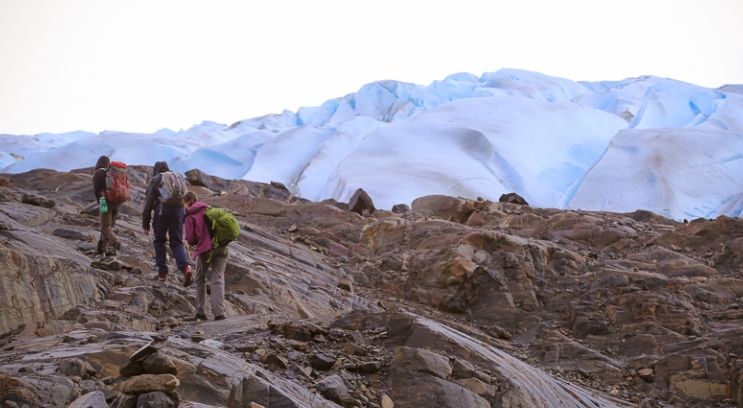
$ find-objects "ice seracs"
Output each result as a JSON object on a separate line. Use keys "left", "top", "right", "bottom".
{"left": 2, "top": 68, "right": 742, "bottom": 221}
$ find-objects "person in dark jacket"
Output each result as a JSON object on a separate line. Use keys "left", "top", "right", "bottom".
{"left": 184, "top": 191, "right": 226, "bottom": 321}
{"left": 142, "top": 161, "right": 191, "bottom": 282}
{"left": 93, "top": 155, "right": 123, "bottom": 257}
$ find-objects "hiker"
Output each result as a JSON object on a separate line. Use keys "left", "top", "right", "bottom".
{"left": 142, "top": 161, "right": 191, "bottom": 283}
{"left": 184, "top": 191, "right": 226, "bottom": 321}
{"left": 92, "top": 155, "right": 124, "bottom": 257}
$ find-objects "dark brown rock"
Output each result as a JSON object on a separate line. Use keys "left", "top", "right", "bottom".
{"left": 142, "top": 352, "right": 178, "bottom": 375}
{"left": 316, "top": 375, "right": 354, "bottom": 407}
{"left": 184, "top": 168, "right": 210, "bottom": 187}
{"left": 348, "top": 188, "right": 375, "bottom": 216}
{"left": 119, "top": 361, "right": 144, "bottom": 378}
{"left": 272, "top": 322, "right": 313, "bottom": 342}
{"left": 21, "top": 193, "right": 56, "bottom": 208}
{"left": 136, "top": 391, "right": 175, "bottom": 408}
{"left": 270, "top": 181, "right": 288, "bottom": 191}
{"left": 261, "top": 353, "right": 288, "bottom": 371}
{"left": 637, "top": 367, "right": 655, "bottom": 382}
{"left": 111, "top": 392, "right": 138, "bottom": 408}
{"left": 499, "top": 192, "right": 528, "bottom": 205}
{"left": 391, "top": 203, "right": 410, "bottom": 214}
{"left": 337, "top": 279, "right": 353, "bottom": 293}
{"left": 310, "top": 353, "right": 337, "bottom": 370}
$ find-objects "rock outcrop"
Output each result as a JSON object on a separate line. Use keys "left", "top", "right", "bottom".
{"left": 1, "top": 167, "right": 742, "bottom": 408}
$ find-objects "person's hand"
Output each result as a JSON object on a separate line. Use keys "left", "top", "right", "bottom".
{"left": 142, "top": 228, "right": 149, "bottom": 235}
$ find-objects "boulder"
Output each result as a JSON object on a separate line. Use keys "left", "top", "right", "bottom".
{"left": 310, "top": 353, "right": 337, "bottom": 370}
{"left": 391, "top": 203, "right": 410, "bottom": 214}
{"left": 136, "top": 391, "right": 175, "bottom": 408}
{"left": 21, "top": 193, "right": 56, "bottom": 208}
{"left": 69, "top": 390, "right": 108, "bottom": 408}
{"left": 59, "top": 358, "right": 86, "bottom": 377}
{"left": 117, "top": 374, "right": 180, "bottom": 394}
{"left": 142, "top": 352, "right": 178, "bottom": 375}
{"left": 391, "top": 346, "right": 452, "bottom": 380}
{"left": 348, "top": 188, "right": 375, "bottom": 216}
{"left": 120, "top": 361, "right": 144, "bottom": 378}
{"left": 411, "top": 195, "right": 464, "bottom": 219}
{"left": 316, "top": 375, "right": 354, "bottom": 407}
{"left": 499, "top": 192, "right": 528, "bottom": 205}
{"left": 184, "top": 169, "right": 211, "bottom": 187}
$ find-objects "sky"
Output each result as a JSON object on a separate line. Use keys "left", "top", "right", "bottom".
{"left": 1, "top": 0, "right": 742, "bottom": 136}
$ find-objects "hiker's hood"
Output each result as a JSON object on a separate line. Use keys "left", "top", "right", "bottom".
{"left": 95, "top": 156, "right": 110, "bottom": 170}
{"left": 153, "top": 161, "right": 170, "bottom": 176}
{"left": 186, "top": 202, "right": 208, "bottom": 216}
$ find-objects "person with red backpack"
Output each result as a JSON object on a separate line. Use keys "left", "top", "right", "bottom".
{"left": 142, "top": 161, "right": 191, "bottom": 283}
{"left": 183, "top": 191, "right": 226, "bottom": 321}
{"left": 92, "top": 155, "right": 126, "bottom": 258}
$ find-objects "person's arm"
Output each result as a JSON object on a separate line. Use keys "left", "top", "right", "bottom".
{"left": 184, "top": 215, "right": 197, "bottom": 246}
{"left": 141, "top": 176, "right": 159, "bottom": 232}
{"left": 93, "top": 169, "right": 107, "bottom": 200}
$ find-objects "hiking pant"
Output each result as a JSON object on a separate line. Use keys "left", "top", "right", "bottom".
{"left": 98, "top": 202, "right": 121, "bottom": 254}
{"left": 153, "top": 202, "right": 189, "bottom": 277}
{"left": 195, "top": 245, "right": 227, "bottom": 318}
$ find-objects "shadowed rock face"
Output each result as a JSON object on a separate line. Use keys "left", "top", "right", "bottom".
{"left": 0, "top": 168, "right": 742, "bottom": 408}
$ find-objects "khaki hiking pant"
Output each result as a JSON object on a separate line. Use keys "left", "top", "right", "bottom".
{"left": 99, "top": 202, "right": 121, "bottom": 253}
{"left": 195, "top": 245, "right": 227, "bottom": 318}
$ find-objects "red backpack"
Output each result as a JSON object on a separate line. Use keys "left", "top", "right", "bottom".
{"left": 105, "top": 161, "right": 131, "bottom": 204}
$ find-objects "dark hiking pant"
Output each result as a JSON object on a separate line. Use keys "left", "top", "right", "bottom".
{"left": 152, "top": 202, "right": 189, "bottom": 277}
{"left": 98, "top": 202, "right": 121, "bottom": 254}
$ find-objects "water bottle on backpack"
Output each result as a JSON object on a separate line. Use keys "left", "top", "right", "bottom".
{"left": 99, "top": 196, "right": 108, "bottom": 213}
{"left": 158, "top": 186, "right": 170, "bottom": 201}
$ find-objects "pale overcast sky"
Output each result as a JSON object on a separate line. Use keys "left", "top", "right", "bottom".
{"left": 1, "top": 0, "right": 741, "bottom": 135}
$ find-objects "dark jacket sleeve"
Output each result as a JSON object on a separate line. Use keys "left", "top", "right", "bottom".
{"left": 141, "top": 175, "right": 161, "bottom": 229}
{"left": 93, "top": 169, "right": 108, "bottom": 200}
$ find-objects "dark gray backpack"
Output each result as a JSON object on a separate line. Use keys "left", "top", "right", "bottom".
{"left": 158, "top": 171, "right": 187, "bottom": 207}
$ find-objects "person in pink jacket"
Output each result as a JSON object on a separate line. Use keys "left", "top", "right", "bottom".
{"left": 184, "top": 191, "right": 226, "bottom": 321}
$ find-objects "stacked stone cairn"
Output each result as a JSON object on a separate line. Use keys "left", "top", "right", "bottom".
{"left": 110, "top": 333, "right": 181, "bottom": 407}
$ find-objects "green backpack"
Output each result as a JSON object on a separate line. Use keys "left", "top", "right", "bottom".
{"left": 205, "top": 207, "right": 240, "bottom": 248}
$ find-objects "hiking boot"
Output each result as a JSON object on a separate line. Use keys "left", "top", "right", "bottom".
{"left": 183, "top": 266, "right": 193, "bottom": 288}
{"left": 157, "top": 273, "right": 168, "bottom": 282}
{"left": 195, "top": 314, "right": 207, "bottom": 321}
{"left": 214, "top": 315, "right": 226, "bottom": 321}
{"left": 93, "top": 252, "right": 105, "bottom": 261}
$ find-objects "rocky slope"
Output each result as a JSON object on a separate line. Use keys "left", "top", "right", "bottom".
{"left": 0, "top": 167, "right": 742, "bottom": 408}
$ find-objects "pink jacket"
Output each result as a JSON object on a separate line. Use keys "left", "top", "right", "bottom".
{"left": 184, "top": 202, "right": 212, "bottom": 259}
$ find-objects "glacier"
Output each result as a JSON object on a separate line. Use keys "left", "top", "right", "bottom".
{"left": 2, "top": 68, "right": 742, "bottom": 221}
